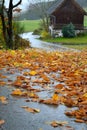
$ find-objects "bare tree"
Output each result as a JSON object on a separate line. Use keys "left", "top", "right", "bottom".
{"left": 28, "top": 0, "right": 54, "bottom": 31}
{"left": 0, "top": 0, "right": 22, "bottom": 49}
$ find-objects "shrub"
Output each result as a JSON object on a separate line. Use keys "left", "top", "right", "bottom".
{"left": 62, "top": 23, "right": 75, "bottom": 38}
{"left": 14, "top": 35, "right": 30, "bottom": 49}
{"left": 33, "top": 28, "right": 42, "bottom": 35}
{"left": 13, "top": 21, "right": 30, "bottom": 49}
{"left": 40, "top": 30, "right": 51, "bottom": 39}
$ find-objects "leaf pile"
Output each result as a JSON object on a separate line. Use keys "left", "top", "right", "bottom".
{"left": 0, "top": 49, "right": 87, "bottom": 123}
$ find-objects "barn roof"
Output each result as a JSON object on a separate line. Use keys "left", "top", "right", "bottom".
{"left": 47, "top": 0, "right": 87, "bottom": 15}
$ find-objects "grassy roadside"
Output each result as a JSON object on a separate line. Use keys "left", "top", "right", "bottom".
{"left": 45, "top": 35, "right": 87, "bottom": 44}
{"left": 44, "top": 35, "right": 87, "bottom": 50}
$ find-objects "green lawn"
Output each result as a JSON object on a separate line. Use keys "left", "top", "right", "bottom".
{"left": 18, "top": 17, "right": 87, "bottom": 32}
{"left": 18, "top": 20, "right": 40, "bottom": 32}
{"left": 46, "top": 35, "right": 87, "bottom": 44}
{"left": 45, "top": 35, "right": 87, "bottom": 50}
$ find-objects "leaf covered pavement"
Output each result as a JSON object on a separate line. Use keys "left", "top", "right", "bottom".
{"left": 0, "top": 49, "right": 87, "bottom": 128}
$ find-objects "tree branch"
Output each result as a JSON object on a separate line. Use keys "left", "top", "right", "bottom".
{"left": 12, "top": 0, "right": 22, "bottom": 8}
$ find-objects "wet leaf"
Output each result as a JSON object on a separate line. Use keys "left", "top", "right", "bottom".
{"left": 21, "top": 106, "right": 40, "bottom": 113}
{"left": 52, "top": 93, "right": 59, "bottom": 102}
{"left": 29, "top": 71, "right": 37, "bottom": 76}
{"left": 75, "top": 119, "right": 84, "bottom": 123}
{"left": 47, "top": 120, "right": 68, "bottom": 127}
{"left": 39, "top": 98, "right": 59, "bottom": 105}
{"left": 11, "top": 89, "right": 23, "bottom": 96}
{"left": 0, "top": 80, "right": 6, "bottom": 86}
{"left": 0, "top": 96, "right": 8, "bottom": 104}
{"left": 28, "top": 92, "right": 39, "bottom": 99}
{"left": 0, "top": 120, "right": 5, "bottom": 126}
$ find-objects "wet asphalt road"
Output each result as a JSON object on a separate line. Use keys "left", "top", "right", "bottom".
{"left": 20, "top": 32, "right": 77, "bottom": 52}
{"left": 0, "top": 34, "right": 87, "bottom": 130}
{"left": 0, "top": 85, "right": 87, "bottom": 130}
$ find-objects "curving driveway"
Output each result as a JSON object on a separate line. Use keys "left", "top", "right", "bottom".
{"left": 21, "top": 32, "right": 76, "bottom": 52}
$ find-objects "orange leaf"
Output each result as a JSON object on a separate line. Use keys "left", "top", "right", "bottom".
{"left": 0, "top": 120, "right": 5, "bottom": 126}
{"left": 11, "top": 89, "right": 23, "bottom": 96}
{"left": 52, "top": 93, "right": 59, "bottom": 102}
{"left": 21, "top": 106, "right": 40, "bottom": 113}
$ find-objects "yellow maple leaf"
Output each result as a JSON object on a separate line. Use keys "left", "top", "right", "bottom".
{"left": 21, "top": 54, "right": 25, "bottom": 58}
{"left": 52, "top": 93, "right": 59, "bottom": 101}
{"left": 11, "top": 89, "right": 23, "bottom": 96}
{"left": 10, "top": 50, "right": 16, "bottom": 55}
{"left": 0, "top": 96, "right": 8, "bottom": 104}
{"left": 74, "top": 70, "right": 79, "bottom": 76}
{"left": 29, "top": 71, "right": 37, "bottom": 76}
{"left": 83, "top": 93, "right": 87, "bottom": 98}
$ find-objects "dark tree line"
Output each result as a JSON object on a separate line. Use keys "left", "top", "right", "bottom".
{"left": 0, "top": 0, "right": 22, "bottom": 49}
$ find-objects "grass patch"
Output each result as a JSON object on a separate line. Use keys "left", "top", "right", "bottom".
{"left": 45, "top": 35, "right": 87, "bottom": 50}
{"left": 46, "top": 35, "right": 87, "bottom": 45}
{"left": 18, "top": 20, "right": 40, "bottom": 32}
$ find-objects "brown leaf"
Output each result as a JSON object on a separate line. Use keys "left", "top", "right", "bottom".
{"left": 54, "top": 84, "right": 64, "bottom": 89}
{"left": 39, "top": 98, "right": 59, "bottom": 105}
{"left": 0, "top": 120, "right": 5, "bottom": 126}
{"left": 75, "top": 119, "right": 84, "bottom": 123}
{"left": 11, "top": 89, "right": 23, "bottom": 96}
{"left": 21, "top": 106, "right": 40, "bottom": 113}
{"left": 47, "top": 120, "right": 68, "bottom": 127}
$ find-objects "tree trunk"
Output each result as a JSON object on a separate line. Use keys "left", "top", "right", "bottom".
{"left": 7, "top": 0, "right": 13, "bottom": 49}
{"left": 0, "top": 0, "right": 22, "bottom": 49}
{"left": 0, "top": 0, "right": 7, "bottom": 45}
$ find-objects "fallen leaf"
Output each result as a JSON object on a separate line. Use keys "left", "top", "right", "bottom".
{"left": 0, "top": 120, "right": 5, "bottom": 126}
{"left": 0, "top": 80, "right": 6, "bottom": 86}
{"left": 83, "top": 93, "right": 87, "bottom": 98}
{"left": 52, "top": 93, "right": 59, "bottom": 102}
{"left": 11, "top": 89, "right": 23, "bottom": 96}
{"left": 0, "top": 96, "right": 8, "bottom": 104}
{"left": 21, "top": 106, "right": 40, "bottom": 113}
{"left": 29, "top": 71, "right": 37, "bottom": 76}
{"left": 75, "top": 119, "right": 84, "bottom": 123}
{"left": 47, "top": 120, "right": 68, "bottom": 127}
{"left": 39, "top": 98, "right": 59, "bottom": 105}
{"left": 28, "top": 92, "right": 39, "bottom": 99}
